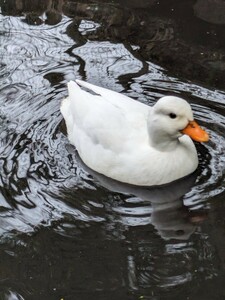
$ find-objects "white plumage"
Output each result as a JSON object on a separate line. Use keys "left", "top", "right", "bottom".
{"left": 61, "top": 80, "right": 208, "bottom": 186}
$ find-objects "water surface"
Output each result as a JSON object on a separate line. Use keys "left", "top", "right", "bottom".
{"left": 1, "top": 1, "right": 225, "bottom": 299}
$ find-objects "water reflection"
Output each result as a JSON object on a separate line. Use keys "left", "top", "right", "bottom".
{"left": 78, "top": 156, "right": 205, "bottom": 240}
{"left": 1, "top": 0, "right": 225, "bottom": 299}
{"left": 2, "top": 0, "right": 225, "bottom": 87}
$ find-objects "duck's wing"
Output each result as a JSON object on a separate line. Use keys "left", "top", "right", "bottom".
{"left": 75, "top": 79, "right": 148, "bottom": 113}
{"left": 61, "top": 80, "right": 149, "bottom": 153}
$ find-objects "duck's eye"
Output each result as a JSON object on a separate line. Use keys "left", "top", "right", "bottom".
{"left": 169, "top": 113, "right": 177, "bottom": 119}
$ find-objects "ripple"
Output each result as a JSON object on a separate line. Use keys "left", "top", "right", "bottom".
{"left": 1, "top": 8, "right": 225, "bottom": 300}
{"left": 1, "top": 13, "right": 225, "bottom": 238}
{"left": 78, "top": 19, "right": 101, "bottom": 35}
{"left": 1, "top": 15, "right": 75, "bottom": 88}
{"left": 72, "top": 41, "right": 144, "bottom": 90}
{"left": 0, "top": 11, "right": 224, "bottom": 241}
{"left": 137, "top": 75, "right": 225, "bottom": 207}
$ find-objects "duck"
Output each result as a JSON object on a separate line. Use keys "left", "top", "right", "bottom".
{"left": 61, "top": 80, "right": 209, "bottom": 186}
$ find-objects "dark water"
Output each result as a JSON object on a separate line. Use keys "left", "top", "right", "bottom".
{"left": 1, "top": 1, "right": 225, "bottom": 299}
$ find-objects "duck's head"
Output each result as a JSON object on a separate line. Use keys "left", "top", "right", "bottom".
{"left": 148, "top": 96, "right": 209, "bottom": 147}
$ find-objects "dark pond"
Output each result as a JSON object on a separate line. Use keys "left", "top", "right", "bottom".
{"left": 1, "top": 0, "right": 225, "bottom": 299}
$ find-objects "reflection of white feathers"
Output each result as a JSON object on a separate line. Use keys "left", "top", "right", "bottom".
{"left": 61, "top": 80, "right": 198, "bottom": 186}
{"left": 77, "top": 155, "right": 198, "bottom": 240}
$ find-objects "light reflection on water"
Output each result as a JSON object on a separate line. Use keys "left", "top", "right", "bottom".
{"left": 0, "top": 6, "right": 225, "bottom": 300}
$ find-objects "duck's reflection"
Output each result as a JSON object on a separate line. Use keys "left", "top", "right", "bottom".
{"left": 76, "top": 153, "right": 205, "bottom": 240}
{"left": 151, "top": 199, "right": 196, "bottom": 240}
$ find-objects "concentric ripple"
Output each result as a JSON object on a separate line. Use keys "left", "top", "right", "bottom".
{"left": 1, "top": 10, "right": 225, "bottom": 298}
{"left": 1, "top": 11, "right": 225, "bottom": 236}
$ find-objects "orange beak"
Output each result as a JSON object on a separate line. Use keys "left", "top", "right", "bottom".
{"left": 181, "top": 120, "right": 209, "bottom": 142}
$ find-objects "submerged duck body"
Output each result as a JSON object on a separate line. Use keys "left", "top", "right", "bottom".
{"left": 61, "top": 80, "right": 209, "bottom": 186}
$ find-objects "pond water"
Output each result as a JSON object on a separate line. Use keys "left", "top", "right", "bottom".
{"left": 1, "top": 0, "right": 225, "bottom": 299}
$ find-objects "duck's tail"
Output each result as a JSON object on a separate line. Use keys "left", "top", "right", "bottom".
{"left": 61, "top": 80, "right": 99, "bottom": 128}
{"left": 75, "top": 79, "right": 116, "bottom": 98}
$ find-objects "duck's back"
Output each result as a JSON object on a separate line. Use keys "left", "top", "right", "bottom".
{"left": 61, "top": 80, "right": 150, "bottom": 170}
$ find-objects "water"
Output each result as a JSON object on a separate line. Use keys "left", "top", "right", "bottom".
{"left": 0, "top": 1, "right": 225, "bottom": 299}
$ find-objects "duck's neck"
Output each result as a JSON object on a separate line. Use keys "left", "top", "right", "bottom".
{"left": 148, "top": 134, "right": 180, "bottom": 152}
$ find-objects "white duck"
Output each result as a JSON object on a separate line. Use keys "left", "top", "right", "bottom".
{"left": 61, "top": 80, "right": 209, "bottom": 186}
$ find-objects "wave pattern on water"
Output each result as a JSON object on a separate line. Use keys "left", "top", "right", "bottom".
{"left": 0, "top": 10, "right": 225, "bottom": 298}
{"left": 0, "top": 11, "right": 225, "bottom": 234}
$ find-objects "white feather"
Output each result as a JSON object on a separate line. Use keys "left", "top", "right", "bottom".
{"left": 61, "top": 80, "right": 199, "bottom": 186}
